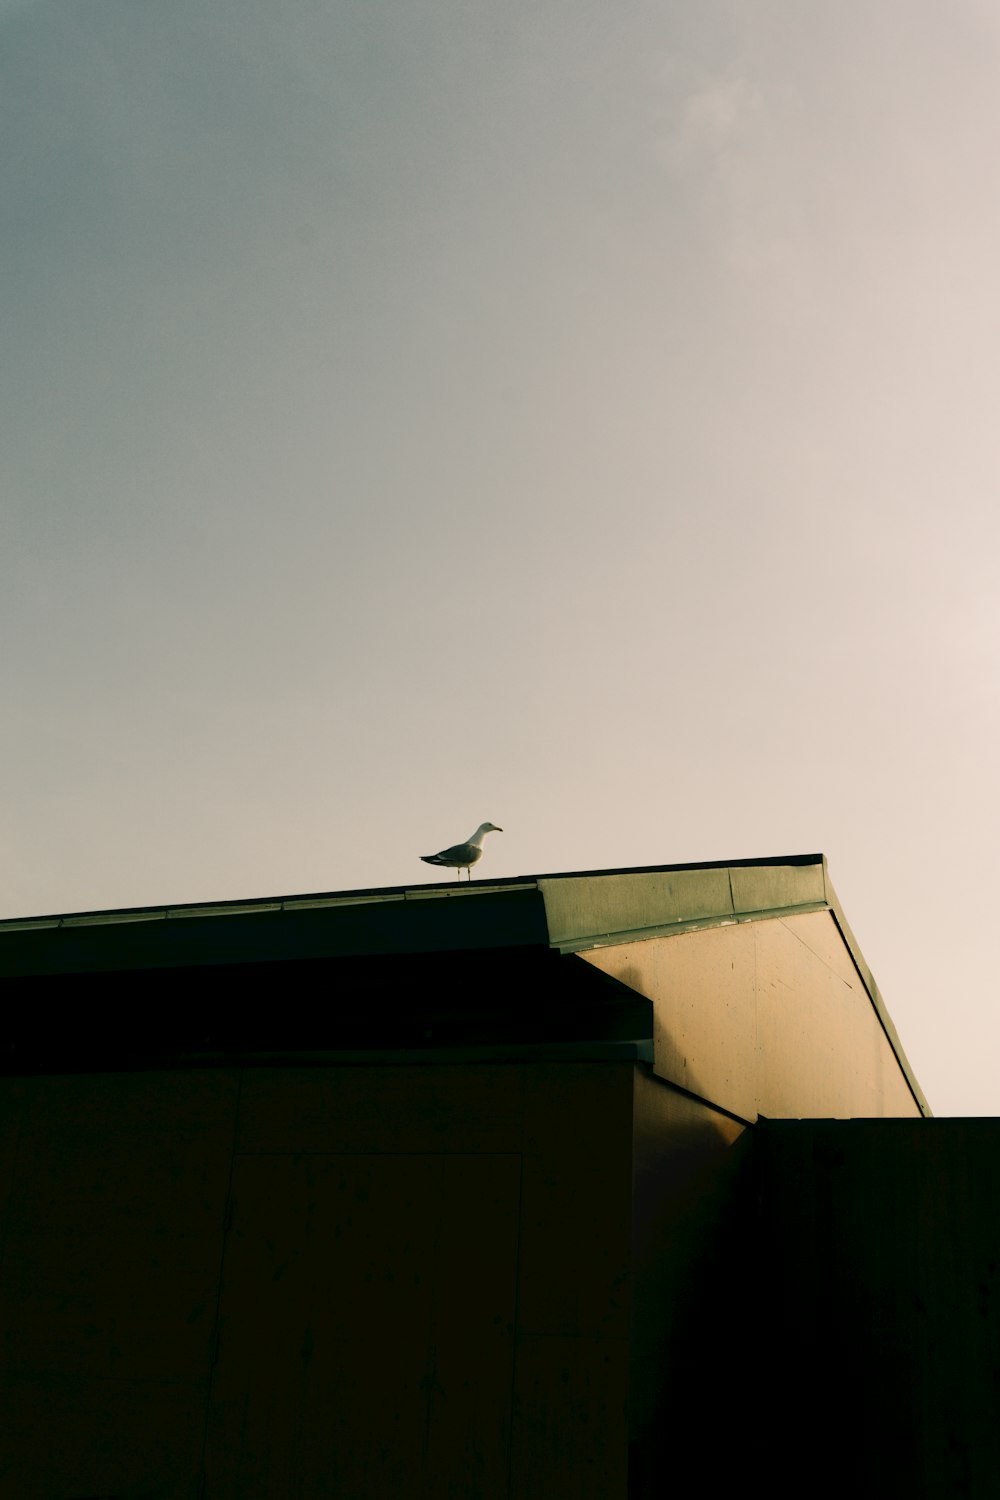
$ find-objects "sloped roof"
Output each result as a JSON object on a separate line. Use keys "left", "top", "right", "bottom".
{"left": 0, "top": 852, "right": 828, "bottom": 966}
{"left": 0, "top": 854, "right": 928, "bottom": 1114}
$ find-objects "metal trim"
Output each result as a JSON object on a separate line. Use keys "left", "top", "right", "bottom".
{"left": 552, "top": 902, "right": 831, "bottom": 954}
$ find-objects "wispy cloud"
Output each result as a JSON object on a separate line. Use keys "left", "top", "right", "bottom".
{"left": 655, "top": 71, "right": 758, "bottom": 173}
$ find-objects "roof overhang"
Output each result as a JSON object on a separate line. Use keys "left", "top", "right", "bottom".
{"left": 0, "top": 855, "right": 928, "bottom": 1115}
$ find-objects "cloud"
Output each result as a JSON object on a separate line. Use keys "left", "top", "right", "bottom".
{"left": 656, "top": 72, "right": 758, "bottom": 173}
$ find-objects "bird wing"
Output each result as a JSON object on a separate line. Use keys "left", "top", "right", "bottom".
{"left": 422, "top": 842, "right": 481, "bottom": 865}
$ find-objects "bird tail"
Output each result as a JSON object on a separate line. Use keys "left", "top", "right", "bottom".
{"left": 420, "top": 854, "right": 446, "bottom": 866}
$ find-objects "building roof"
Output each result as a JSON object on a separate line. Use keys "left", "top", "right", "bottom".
{"left": 0, "top": 854, "right": 928, "bottom": 1114}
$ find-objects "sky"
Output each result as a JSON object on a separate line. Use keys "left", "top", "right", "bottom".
{"left": 3, "top": 1, "right": 998, "bottom": 1116}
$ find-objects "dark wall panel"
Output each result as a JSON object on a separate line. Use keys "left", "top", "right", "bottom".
{"left": 507, "top": 1333, "right": 629, "bottom": 1500}
{"left": 627, "top": 1070, "right": 748, "bottom": 1498}
{"left": 204, "top": 1153, "right": 521, "bottom": 1499}
{"left": 0, "top": 1062, "right": 637, "bottom": 1498}
{"left": 231, "top": 1062, "right": 635, "bottom": 1499}
{"left": 0, "top": 1069, "right": 239, "bottom": 1499}
{"left": 236, "top": 1063, "right": 526, "bottom": 1156}
{"left": 755, "top": 1119, "right": 1000, "bottom": 1500}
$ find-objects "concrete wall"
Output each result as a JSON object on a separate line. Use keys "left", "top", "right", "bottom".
{"left": 0, "top": 1068, "right": 236, "bottom": 1500}
{"left": 627, "top": 1069, "right": 747, "bottom": 1497}
{"left": 0, "top": 1061, "right": 637, "bottom": 1499}
{"left": 581, "top": 911, "right": 922, "bottom": 1120}
{"left": 753, "top": 1118, "right": 1000, "bottom": 1500}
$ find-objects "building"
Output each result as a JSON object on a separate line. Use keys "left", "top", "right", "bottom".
{"left": 1, "top": 854, "right": 994, "bottom": 1498}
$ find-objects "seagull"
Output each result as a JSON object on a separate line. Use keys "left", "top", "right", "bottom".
{"left": 420, "top": 822, "right": 503, "bottom": 881}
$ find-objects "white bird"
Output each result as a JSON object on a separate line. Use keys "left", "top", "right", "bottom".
{"left": 420, "top": 822, "right": 503, "bottom": 880}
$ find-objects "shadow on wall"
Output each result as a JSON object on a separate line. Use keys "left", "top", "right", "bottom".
{"left": 627, "top": 1025, "right": 754, "bottom": 1499}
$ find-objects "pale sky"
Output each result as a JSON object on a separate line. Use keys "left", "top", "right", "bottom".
{"left": 4, "top": 1, "right": 999, "bottom": 1116}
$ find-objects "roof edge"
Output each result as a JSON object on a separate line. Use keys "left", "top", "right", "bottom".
{"left": 821, "top": 862, "right": 932, "bottom": 1118}
{"left": 0, "top": 855, "right": 824, "bottom": 933}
